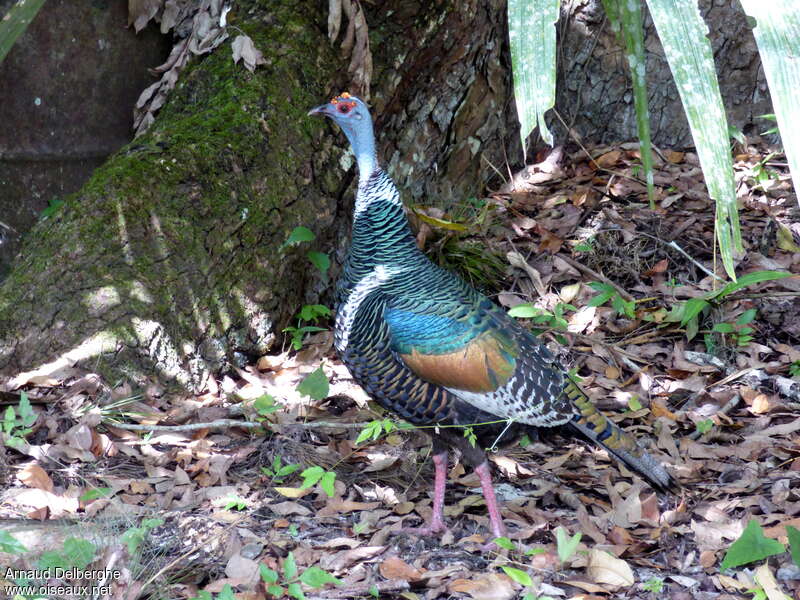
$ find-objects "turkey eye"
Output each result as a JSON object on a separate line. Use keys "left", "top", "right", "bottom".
{"left": 338, "top": 104, "right": 351, "bottom": 114}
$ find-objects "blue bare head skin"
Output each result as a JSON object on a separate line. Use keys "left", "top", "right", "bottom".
{"left": 308, "top": 93, "right": 376, "bottom": 181}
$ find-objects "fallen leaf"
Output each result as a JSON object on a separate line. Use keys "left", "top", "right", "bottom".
{"left": 273, "top": 486, "right": 314, "bottom": 499}
{"left": 754, "top": 563, "right": 792, "bottom": 600}
{"left": 448, "top": 574, "right": 516, "bottom": 600}
{"left": 379, "top": 556, "right": 424, "bottom": 582}
{"left": 17, "top": 464, "right": 54, "bottom": 492}
{"left": 586, "top": 549, "right": 634, "bottom": 588}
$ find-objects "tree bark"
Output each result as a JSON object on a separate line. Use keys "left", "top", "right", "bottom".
{"left": 0, "top": 1, "right": 347, "bottom": 391}
{"left": 0, "top": 0, "right": 772, "bottom": 391}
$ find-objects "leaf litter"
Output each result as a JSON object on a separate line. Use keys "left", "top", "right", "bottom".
{"left": 0, "top": 135, "right": 799, "bottom": 599}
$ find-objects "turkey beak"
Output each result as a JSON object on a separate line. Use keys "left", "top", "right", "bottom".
{"left": 308, "top": 104, "right": 332, "bottom": 117}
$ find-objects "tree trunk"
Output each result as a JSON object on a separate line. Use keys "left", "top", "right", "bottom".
{"left": 0, "top": 0, "right": 771, "bottom": 390}
{"left": 0, "top": 1, "right": 347, "bottom": 391}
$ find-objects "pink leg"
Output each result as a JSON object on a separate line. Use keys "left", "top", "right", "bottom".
{"left": 474, "top": 461, "right": 507, "bottom": 539}
{"left": 404, "top": 450, "right": 449, "bottom": 535}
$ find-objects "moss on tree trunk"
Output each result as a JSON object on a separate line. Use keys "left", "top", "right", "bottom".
{"left": 0, "top": 1, "right": 346, "bottom": 390}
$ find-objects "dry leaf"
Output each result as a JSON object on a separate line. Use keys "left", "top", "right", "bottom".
{"left": 231, "top": 34, "right": 266, "bottom": 72}
{"left": 379, "top": 556, "right": 424, "bottom": 582}
{"left": 586, "top": 549, "right": 634, "bottom": 588}
{"left": 592, "top": 150, "right": 622, "bottom": 168}
{"left": 273, "top": 486, "right": 314, "bottom": 499}
{"left": 754, "top": 563, "right": 793, "bottom": 600}
{"left": 448, "top": 574, "right": 516, "bottom": 600}
{"left": 17, "top": 464, "right": 54, "bottom": 492}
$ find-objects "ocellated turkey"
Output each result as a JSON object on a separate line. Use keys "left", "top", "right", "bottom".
{"left": 308, "top": 93, "right": 674, "bottom": 540}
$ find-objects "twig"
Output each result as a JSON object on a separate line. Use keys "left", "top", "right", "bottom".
{"left": 111, "top": 419, "right": 263, "bottom": 432}
{"left": 611, "top": 228, "right": 725, "bottom": 282}
{"left": 555, "top": 253, "right": 634, "bottom": 302}
{"left": 307, "top": 579, "right": 409, "bottom": 599}
{"left": 112, "top": 419, "right": 379, "bottom": 433}
{"left": 725, "top": 291, "right": 800, "bottom": 301}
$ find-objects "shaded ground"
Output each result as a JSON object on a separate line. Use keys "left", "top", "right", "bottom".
{"left": 1, "top": 137, "right": 799, "bottom": 600}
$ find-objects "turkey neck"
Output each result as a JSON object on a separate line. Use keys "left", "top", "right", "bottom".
{"left": 345, "top": 168, "right": 423, "bottom": 280}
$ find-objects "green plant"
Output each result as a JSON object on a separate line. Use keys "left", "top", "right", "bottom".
{"left": 297, "top": 367, "right": 330, "bottom": 401}
{"left": 221, "top": 495, "right": 248, "bottom": 511}
{"left": 283, "top": 305, "right": 332, "bottom": 351}
{"left": 355, "top": 418, "right": 396, "bottom": 444}
{"left": 261, "top": 551, "right": 341, "bottom": 599}
{"left": 2, "top": 392, "right": 37, "bottom": 449}
{"left": 642, "top": 576, "right": 664, "bottom": 595}
{"left": 554, "top": 526, "right": 581, "bottom": 564}
{"left": 587, "top": 282, "right": 635, "bottom": 319}
{"left": 120, "top": 518, "right": 164, "bottom": 554}
{"left": 757, "top": 113, "right": 779, "bottom": 137}
{"left": 261, "top": 455, "right": 302, "bottom": 483}
{"left": 299, "top": 466, "right": 336, "bottom": 497}
{"left": 38, "top": 537, "right": 95, "bottom": 571}
{"left": 720, "top": 519, "right": 785, "bottom": 570}
{"left": 574, "top": 237, "right": 595, "bottom": 253}
{"left": 706, "top": 308, "right": 757, "bottom": 349}
{"left": 748, "top": 152, "right": 780, "bottom": 191}
{"left": 666, "top": 270, "right": 792, "bottom": 340}
{"left": 0, "top": 530, "right": 27, "bottom": 555}
{"left": 508, "top": 302, "right": 575, "bottom": 332}
{"left": 253, "top": 394, "right": 282, "bottom": 418}
{"left": 789, "top": 361, "right": 800, "bottom": 378}
{"left": 463, "top": 425, "right": 477, "bottom": 448}
{"left": 0, "top": 0, "right": 46, "bottom": 64}
{"left": 40, "top": 196, "right": 65, "bottom": 220}
{"left": 695, "top": 419, "right": 714, "bottom": 435}
{"left": 191, "top": 583, "right": 237, "bottom": 600}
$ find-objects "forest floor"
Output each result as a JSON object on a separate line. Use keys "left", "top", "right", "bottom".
{"left": 1, "top": 137, "right": 800, "bottom": 600}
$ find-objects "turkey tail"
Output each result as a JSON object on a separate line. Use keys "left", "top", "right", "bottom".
{"left": 563, "top": 380, "right": 676, "bottom": 492}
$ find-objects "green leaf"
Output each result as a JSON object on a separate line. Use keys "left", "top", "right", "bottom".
{"left": 493, "top": 536, "right": 516, "bottom": 551}
{"left": 787, "top": 525, "right": 800, "bottom": 567}
{"left": 720, "top": 519, "right": 785, "bottom": 570}
{"left": 254, "top": 394, "right": 280, "bottom": 416}
{"left": 645, "top": 0, "right": 741, "bottom": 279}
{"left": 287, "top": 582, "right": 306, "bottom": 600}
{"left": 17, "top": 392, "right": 36, "bottom": 427}
{"left": 80, "top": 487, "right": 112, "bottom": 501}
{"left": 283, "top": 226, "right": 316, "bottom": 248}
{"left": 299, "top": 566, "right": 341, "bottom": 588}
{"left": 739, "top": 2, "right": 800, "bottom": 212}
{"left": 306, "top": 251, "right": 331, "bottom": 275}
{"left": 695, "top": 418, "right": 714, "bottom": 434}
{"left": 712, "top": 322, "right": 735, "bottom": 333}
{"left": 297, "top": 367, "right": 329, "bottom": 401}
{"left": 266, "top": 584, "right": 284, "bottom": 597}
{"left": 218, "top": 585, "right": 236, "bottom": 600}
{"left": 300, "top": 466, "right": 324, "bottom": 489}
{"left": 501, "top": 566, "right": 533, "bottom": 587}
{"left": 627, "top": 396, "right": 642, "bottom": 411}
{"left": 320, "top": 471, "right": 336, "bottom": 497}
{"left": 284, "top": 551, "right": 298, "bottom": 580}
{"left": 276, "top": 464, "right": 301, "bottom": 477}
{"left": 356, "top": 421, "right": 382, "bottom": 445}
{"left": 62, "top": 537, "right": 95, "bottom": 568}
{"left": 0, "top": 530, "right": 27, "bottom": 554}
{"left": 0, "top": 0, "right": 47, "bottom": 65}
{"left": 298, "top": 304, "right": 332, "bottom": 322}
{"left": 554, "top": 526, "right": 581, "bottom": 564}
{"left": 508, "top": 0, "right": 560, "bottom": 154}
{"left": 508, "top": 304, "right": 546, "bottom": 319}
{"left": 711, "top": 270, "right": 794, "bottom": 300}
{"left": 601, "top": 0, "right": 654, "bottom": 207}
